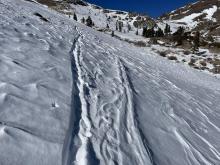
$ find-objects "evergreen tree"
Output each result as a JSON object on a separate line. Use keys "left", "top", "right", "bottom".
{"left": 164, "top": 23, "right": 171, "bottom": 36}
{"left": 86, "top": 16, "right": 93, "bottom": 27}
{"left": 192, "top": 31, "right": 200, "bottom": 52}
{"left": 150, "top": 28, "right": 155, "bottom": 37}
{"left": 116, "top": 21, "right": 118, "bottom": 31}
{"left": 73, "top": 13, "right": 77, "bottom": 21}
{"left": 136, "top": 29, "right": 139, "bottom": 35}
{"left": 127, "top": 23, "right": 131, "bottom": 32}
{"left": 142, "top": 27, "right": 155, "bottom": 38}
{"left": 173, "top": 26, "right": 185, "bottom": 45}
{"left": 155, "top": 28, "right": 164, "bottom": 37}
{"left": 147, "top": 28, "right": 155, "bottom": 38}
{"left": 173, "top": 26, "right": 184, "bottom": 36}
{"left": 118, "top": 21, "right": 123, "bottom": 32}
{"left": 142, "top": 27, "right": 147, "bottom": 37}
{"left": 106, "top": 24, "right": 109, "bottom": 29}
{"left": 111, "top": 31, "right": 114, "bottom": 37}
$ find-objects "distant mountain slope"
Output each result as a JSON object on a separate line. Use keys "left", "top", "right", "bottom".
{"left": 35, "top": 0, "right": 155, "bottom": 30}
{"left": 160, "top": 0, "right": 220, "bottom": 37}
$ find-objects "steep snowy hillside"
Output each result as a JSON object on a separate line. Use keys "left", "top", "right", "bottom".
{"left": 1, "top": 0, "right": 220, "bottom": 165}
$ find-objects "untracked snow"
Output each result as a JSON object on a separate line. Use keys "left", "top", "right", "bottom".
{"left": 0, "top": 0, "right": 220, "bottom": 165}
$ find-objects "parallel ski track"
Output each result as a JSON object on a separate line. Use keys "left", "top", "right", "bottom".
{"left": 63, "top": 28, "right": 156, "bottom": 165}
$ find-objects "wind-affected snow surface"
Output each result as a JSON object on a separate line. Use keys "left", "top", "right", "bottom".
{"left": 1, "top": 0, "right": 220, "bottom": 165}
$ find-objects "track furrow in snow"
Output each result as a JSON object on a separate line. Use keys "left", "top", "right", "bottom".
{"left": 73, "top": 33, "right": 93, "bottom": 165}
{"left": 116, "top": 59, "right": 154, "bottom": 165}
{"left": 62, "top": 30, "right": 93, "bottom": 165}
{"left": 91, "top": 51, "right": 153, "bottom": 164}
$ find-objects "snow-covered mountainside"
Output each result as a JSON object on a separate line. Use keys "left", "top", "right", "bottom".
{"left": 1, "top": 0, "right": 220, "bottom": 165}
{"left": 160, "top": 0, "right": 220, "bottom": 36}
{"left": 35, "top": 0, "right": 155, "bottom": 41}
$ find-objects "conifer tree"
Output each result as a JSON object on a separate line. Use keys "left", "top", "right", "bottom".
{"left": 118, "top": 21, "right": 123, "bottom": 32}
{"left": 116, "top": 21, "right": 118, "bottom": 31}
{"left": 142, "top": 27, "right": 147, "bottom": 37}
{"left": 136, "top": 29, "right": 139, "bottom": 35}
{"left": 142, "top": 27, "right": 155, "bottom": 38}
{"left": 164, "top": 23, "right": 171, "bottom": 36}
{"left": 73, "top": 13, "right": 77, "bottom": 21}
{"left": 155, "top": 28, "right": 164, "bottom": 37}
{"left": 86, "top": 16, "right": 93, "bottom": 27}
{"left": 146, "top": 28, "right": 155, "bottom": 38}
{"left": 173, "top": 26, "right": 184, "bottom": 36}
{"left": 106, "top": 24, "right": 109, "bottom": 29}
{"left": 111, "top": 31, "right": 114, "bottom": 37}
{"left": 173, "top": 26, "right": 185, "bottom": 45}
{"left": 127, "top": 23, "right": 131, "bottom": 32}
{"left": 192, "top": 31, "right": 200, "bottom": 52}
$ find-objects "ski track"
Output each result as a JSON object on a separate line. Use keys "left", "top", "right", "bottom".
{"left": 63, "top": 28, "right": 98, "bottom": 165}
{"left": 63, "top": 28, "right": 154, "bottom": 165}
{"left": 64, "top": 29, "right": 220, "bottom": 165}
{"left": 116, "top": 58, "right": 154, "bottom": 165}
{"left": 72, "top": 31, "right": 93, "bottom": 165}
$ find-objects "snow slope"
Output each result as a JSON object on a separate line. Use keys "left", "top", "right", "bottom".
{"left": 0, "top": 0, "right": 78, "bottom": 164}
{"left": 159, "top": 0, "right": 220, "bottom": 37}
{"left": 1, "top": 0, "right": 220, "bottom": 165}
{"left": 170, "top": 5, "right": 218, "bottom": 29}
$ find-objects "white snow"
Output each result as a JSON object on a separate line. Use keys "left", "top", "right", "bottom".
{"left": 204, "top": 5, "right": 218, "bottom": 21}
{"left": 0, "top": 0, "right": 220, "bottom": 165}
{"left": 176, "top": 13, "right": 201, "bottom": 28}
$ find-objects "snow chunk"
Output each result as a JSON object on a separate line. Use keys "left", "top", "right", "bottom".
{"left": 0, "top": 126, "right": 5, "bottom": 136}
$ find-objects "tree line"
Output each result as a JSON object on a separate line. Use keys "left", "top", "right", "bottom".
{"left": 142, "top": 24, "right": 200, "bottom": 51}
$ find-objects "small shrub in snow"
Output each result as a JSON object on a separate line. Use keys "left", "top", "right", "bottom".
{"left": 199, "top": 61, "right": 207, "bottom": 66}
{"left": 158, "top": 51, "right": 167, "bottom": 57}
{"left": 210, "top": 66, "right": 220, "bottom": 74}
{"left": 134, "top": 41, "right": 146, "bottom": 47}
{"left": 188, "top": 58, "right": 196, "bottom": 66}
{"left": 168, "top": 56, "right": 177, "bottom": 60}
{"left": 194, "top": 66, "right": 200, "bottom": 70}
{"left": 211, "top": 58, "right": 220, "bottom": 66}
{"left": 183, "top": 50, "right": 191, "bottom": 55}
